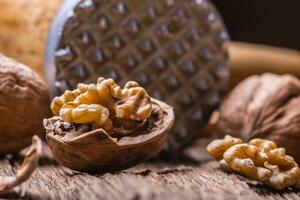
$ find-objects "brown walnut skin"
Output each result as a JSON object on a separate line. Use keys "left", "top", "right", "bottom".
{"left": 44, "top": 98, "right": 174, "bottom": 172}
{"left": 0, "top": 54, "right": 51, "bottom": 154}
{"left": 217, "top": 73, "right": 300, "bottom": 163}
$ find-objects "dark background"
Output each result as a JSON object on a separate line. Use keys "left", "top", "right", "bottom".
{"left": 212, "top": 0, "right": 300, "bottom": 50}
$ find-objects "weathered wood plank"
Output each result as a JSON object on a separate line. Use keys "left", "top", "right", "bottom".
{"left": 0, "top": 139, "right": 299, "bottom": 200}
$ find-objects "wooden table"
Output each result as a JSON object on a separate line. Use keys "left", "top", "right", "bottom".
{"left": 0, "top": 139, "right": 299, "bottom": 200}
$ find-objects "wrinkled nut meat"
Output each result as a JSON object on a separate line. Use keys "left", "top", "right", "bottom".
{"left": 206, "top": 135, "right": 242, "bottom": 160}
{"left": 217, "top": 73, "right": 300, "bottom": 163}
{"left": 0, "top": 54, "right": 50, "bottom": 154}
{"left": 264, "top": 148, "right": 300, "bottom": 190}
{"left": 207, "top": 136, "right": 300, "bottom": 190}
{"left": 0, "top": 136, "right": 42, "bottom": 195}
{"left": 45, "top": 78, "right": 174, "bottom": 172}
{"left": 50, "top": 77, "right": 152, "bottom": 134}
{"left": 223, "top": 144, "right": 271, "bottom": 183}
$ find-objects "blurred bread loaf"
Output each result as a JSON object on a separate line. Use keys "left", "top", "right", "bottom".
{"left": 0, "top": 0, "right": 62, "bottom": 79}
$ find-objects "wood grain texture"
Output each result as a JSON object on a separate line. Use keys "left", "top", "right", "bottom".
{"left": 0, "top": 139, "right": 299, "bottom": 200}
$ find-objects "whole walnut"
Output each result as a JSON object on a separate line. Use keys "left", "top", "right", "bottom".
{"left": 217, "top": 73, "right": 300, "bottom": 163}
{"left": 0, "top": 54, "right": 50, "bottom": 154}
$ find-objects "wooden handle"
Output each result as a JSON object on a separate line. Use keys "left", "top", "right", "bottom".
{"left": 227, "top": 42, "right": 300, "bottom": 87}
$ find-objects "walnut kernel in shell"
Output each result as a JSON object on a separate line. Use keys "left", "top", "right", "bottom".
{"left": 44, "top": 78, "right": 174, "bottom": 172}
{"left": 0, "top": 54, "right": 50, "bottom": 154}
{"left": 50, "top": 78, "right": 152, "bottom": 134}
{"left": 217, "top": 73, "right": 300, "bottom": 163}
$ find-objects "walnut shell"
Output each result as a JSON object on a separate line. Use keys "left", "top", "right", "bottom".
{"left": 0, "top": 54, "right": 50, "bottom": 154}
{"left": 217, "top": 73, "right": 300, "bottom": 163}
{"left": 44, "top": 98, "right": 174, "bottom": 172}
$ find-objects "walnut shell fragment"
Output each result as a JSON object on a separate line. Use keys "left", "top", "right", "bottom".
{"left": 44, "top": 98, "right": 174, "bottom": 172}
{"left": 0, "top": 136, "right": 42, "bottom": 195}
{"left": 217, "top": 73, "right": 300, "bottom": 163}
{"left": 0, "top": 54, "right": 50, "bottom": 154}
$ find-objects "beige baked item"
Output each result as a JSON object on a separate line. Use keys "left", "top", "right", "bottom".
{"left": 0, "top": 0, "right": 62, "bottom": 79}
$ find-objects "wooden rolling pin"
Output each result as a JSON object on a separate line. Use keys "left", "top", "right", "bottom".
{"left": 227, "top": 42, "right": 300, "bottom": 87}
{"left": 0, "top": 0, "right": 300, "bottom": 84}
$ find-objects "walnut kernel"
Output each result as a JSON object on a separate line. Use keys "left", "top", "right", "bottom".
{"left": 249, "top": 138, "right": 277, "bottom": 154}
{"left": 206, "top": 135, "right": 242, "bottom": 160}
{"left": 264, "top": 148, "right": 300, "bottom": 190}
{"left": 223, "top": 144, "right": 270, "bottom": 182}
{"left": 51, "top": 78, "right": 152, "bottom": 135}
{"left": 207, "top": 136, "right": 300, "bottom": 190}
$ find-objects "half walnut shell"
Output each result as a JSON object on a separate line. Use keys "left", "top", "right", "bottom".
{"left": 44, "top": 98, "right": 174, "bottom": 172}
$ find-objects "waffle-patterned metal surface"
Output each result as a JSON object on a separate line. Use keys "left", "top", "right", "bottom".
{"left": 52, "top": 0, "right": 229, "bottom": 152}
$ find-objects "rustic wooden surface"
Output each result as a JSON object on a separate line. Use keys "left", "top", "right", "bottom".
{"left": 0, "top": 138, "right": 299, "bottom": 200}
